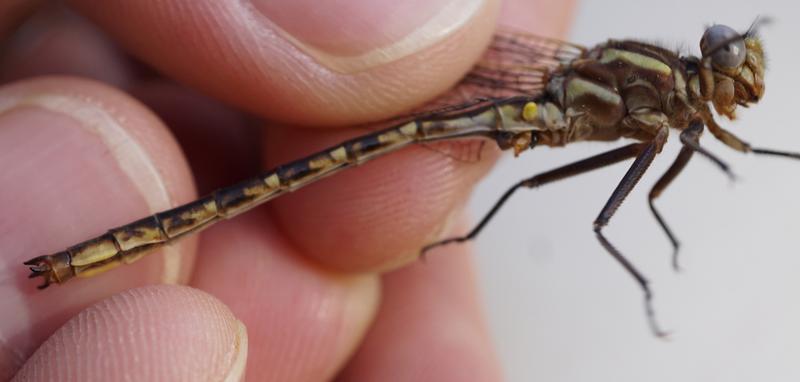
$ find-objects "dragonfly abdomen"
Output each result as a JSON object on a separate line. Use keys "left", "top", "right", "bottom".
{"left": 25, "top": 97, "right": 549, "bottom": 287}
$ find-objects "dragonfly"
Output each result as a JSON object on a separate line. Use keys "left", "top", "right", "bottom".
{"left": 25, "top": 19, "right": 799, "bottom": 336}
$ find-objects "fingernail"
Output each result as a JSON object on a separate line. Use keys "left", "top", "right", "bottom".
{"left": 0, "top": 94, "right": 181, "bottom": 278}
{"left": 0, "top": 105, "right": 136, "bottom": 278}
{"left": 223, "top": 320, "right": 249, "bottom": 382}
{"left": 0, "top": 103, "right": 143, "bottom": 374}
{"left": 252, "top": 0, "right": 485, "bottom": 72}
{"left": 0, "top": 78, "right": 197, "bottom": 370}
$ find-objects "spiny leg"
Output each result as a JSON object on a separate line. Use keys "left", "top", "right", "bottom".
{"left": 593, "top": 131, "right": 669, "bottom": 337}
{"left": 703, "top": 112, "right": 800, "bottom": 160}
{"left": 649, "top": 120, "right": 737, "bottom": 271}
{"left": 651, "top": 119, "right": 800, "bottom": 271}
{"left": 648, "top": 145, "right": 694, "bottom": 271}
{"left": 679, "top": 120, "right": 735, "bottom": 181}
{"left": 647, "top": 121, "right": 707, "bottom": 271}
{"left": 421, "top": 142, "right": 646, "bottom": 255}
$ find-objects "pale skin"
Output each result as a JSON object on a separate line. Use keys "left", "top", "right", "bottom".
{"left": 0, "top": 0, "right": 574, "bottom": 380}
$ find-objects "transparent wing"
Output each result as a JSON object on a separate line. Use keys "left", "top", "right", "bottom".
{"left": 416, "top": 29, "right": 587, "bottom": 114}
{"left": 460, "top": 28, "right": 586, "bottom": 98}
{"left": 369, "top": 29, "right": 587, "bottom": 162}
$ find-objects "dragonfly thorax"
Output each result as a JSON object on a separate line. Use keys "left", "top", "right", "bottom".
{"left": 525, "top": 39, "right": 695, "bottom": 146}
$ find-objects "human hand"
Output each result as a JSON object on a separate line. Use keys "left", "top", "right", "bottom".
{"left": 0, "top": 0, "right": 573, "bottom": 380}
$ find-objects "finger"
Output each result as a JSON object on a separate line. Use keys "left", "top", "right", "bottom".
{"left": 191, "top": 211, "right": 380, "bottom": 382}
{"left": 13, "top": 285, "right": 247, "bottom": 381}
{"left": 0, "top": 76, "right": 195, "bottom": 378}
{"left": 263, "top": 1, "right": 575, "bottom": 272}
{"left": 498, "top": 0, "right": 576, "bottom": 34}
{"left": 0, "top": 4, "right": 134, "bottom": 88}
{"left": 265, "top": 126, "right": 498, "bottom": 272}
{"left": 338, "top": 233, "right": 502, "bottom": 381}
{"left": 0, "top": 0, "right": 40, "bottom": 40}
{"left": 66, "top": 0, "right": 502, "bottom": 125}
{"left": 129, "top": 80, "right": 263, "bottom": 194}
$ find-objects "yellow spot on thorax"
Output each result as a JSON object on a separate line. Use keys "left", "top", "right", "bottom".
{"left": 522, "top": 102, "right": 538, "bottom": 121}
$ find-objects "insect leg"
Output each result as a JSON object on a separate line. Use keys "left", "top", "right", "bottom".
{"left": 679, "top": 120, "right": 735, "bottom": 180}
{"left": 421, "top": 142, "right": 646, "bottom": 255}
{"left": 650, "top": 120, "right": 743, "bottom": 271}
{"left": 652, "top": 118, "right": 800, "bottom": 271}
{"left": 648, "top": 145, "right": 694, "bottom": 271}
{"left": 593, "top": 128, "right": 669, "bottom": 337}
{"left": 647, "top": 120, "right": 708, "bottom": 271}
{"left": 704, "top": 112, "right": 800, "bottom": 160}
{"left": 749, "top": 148, "right": 800, "bottom": 159}
{"left": 649, "top": 120, "right": 734, "bottom": 270}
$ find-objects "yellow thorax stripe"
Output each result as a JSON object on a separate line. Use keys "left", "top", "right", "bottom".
{"left": 600, "top": 48, "right": 672, "bottom": 76}
{"left": 567, "top": 77, "right": 622, "bottom": 105}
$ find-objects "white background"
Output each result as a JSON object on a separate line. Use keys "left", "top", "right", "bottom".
{"left": 474, "top": 1, "right": 800, "bottom": 381}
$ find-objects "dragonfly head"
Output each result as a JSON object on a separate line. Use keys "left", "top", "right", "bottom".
{"left": 696, "top": 23, "right": 766, "bottom": 119}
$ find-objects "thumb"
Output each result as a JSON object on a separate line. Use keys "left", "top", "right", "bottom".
{"left": 67, "top": 0, "right": 501, "bottom": 125}
{"left": 13, "top": 286, "right": 248, "bottom": 382}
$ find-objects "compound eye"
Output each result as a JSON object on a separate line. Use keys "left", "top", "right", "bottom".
{"left": 701, "top": 24, "right": 747, "bottom": 69}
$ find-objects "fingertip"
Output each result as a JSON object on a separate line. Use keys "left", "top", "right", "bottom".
{"left": 129, "top": 80, "right": 263, "bottom": 193}
{"left": 0, "top": 0, "right": 39, "bottom": 40}
{"left": 338, "top": 233, "right": 503, "bottom": 381}
{"left": 256, "top": 0, "right": 492, "bottom": 73}
{"left": 12, "top": 285, "right": 248, "bottom": 382}
{"left": 68, "top": 0, "right": 502, "bottom": 125}
{"left": 0, "top": 76, "right": 196, "bottom": 375}
{"left": 0, "top": 76, "right": 196, "bottom": 286}
{"left": 191, "top": 212, "right": 381, "bottom": 381}
{"left": 265, "top": 124, "right": 499, "bottom": 272}
{"left": 0, "top": 5, "right": 134, "bottom": 87}
{"left": 498, "top": 0, "right": 577, "bottom": 36}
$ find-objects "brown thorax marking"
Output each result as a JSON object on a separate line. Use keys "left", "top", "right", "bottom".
{"left": 541, "top": 41, "right": 682, "bottom": 145}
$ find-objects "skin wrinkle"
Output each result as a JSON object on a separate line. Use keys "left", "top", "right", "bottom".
{"left": 202, "top": 5, "right": 247, "bottom": 83}
{"left": 67, "top": 0, "right": 499, "bottom": 124}
{"left": 365, "top": 155, "right": 462, "bottom": 237}
{"left": 0, "top": 334, "right": 25, "bottom": 376}
{"left": 2, "top": 77, "right": 194, "bottom": 377}
{"left": 241, "top": 0, "right": 496, "bottom": 121}
{"left": 227, "top": 6, "right": 321, "bottom": 114}
{"left": 0, "top": 97, "right": 194, "bottom": 380}
{"left": 329, "top": 275, "right": 380, "bottom": 377}
{"left": 268, "top": 131, "right": 496, "bottom": 270}
{"left": 222, "top": 321, "right": 247, "bottom": 382}
{"left": 15, "top": 287, "right": 246, "bottom": 380}
{"left": 193, "top": 213, "right": 378, "bottom": 381}
{"left": 260, "top": 0, "right": 485, "bottom": 73}
{"left": 0, "top": 107, "right": 118, "bottom": 377}
{"left": 375, "top": 36, "right": 478, "bottom": 114}
{"left": 109, "top": 299, "right": 126, "bottom": 379}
